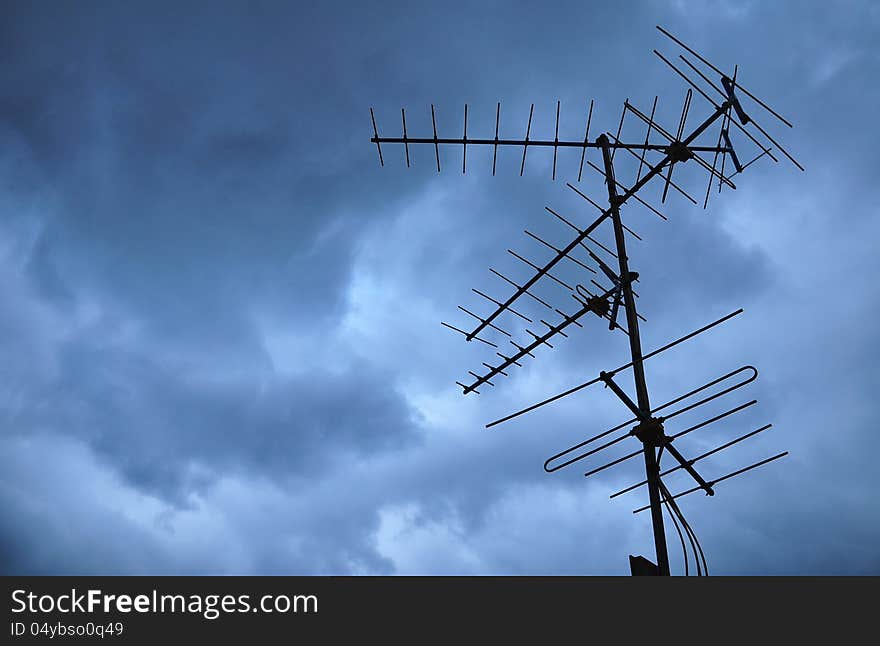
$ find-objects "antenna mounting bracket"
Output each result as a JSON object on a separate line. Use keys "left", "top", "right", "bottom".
{"left": 632, "top": 417, "right": 666, "bottom": 447}
{"left": 666, "top": 141, "right": 694, "bottom": 162}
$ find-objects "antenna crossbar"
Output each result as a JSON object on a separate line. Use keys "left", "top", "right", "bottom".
{"left": 370, "top": 135, "right": 730, "bottom": 153}
{"left": 632, "top": 452, "right": 789, "bottom": 514}
{"left": 486, "top": 308, "right": 744, "bottom": 428}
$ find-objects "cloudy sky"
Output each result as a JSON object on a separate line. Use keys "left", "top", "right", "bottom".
{"left": 1, "top": 0, "right": 877, "bottom": 575}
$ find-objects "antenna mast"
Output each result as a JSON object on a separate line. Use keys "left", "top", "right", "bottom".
{"left": 367, "top": 26, "right": 799, "bottom": 575}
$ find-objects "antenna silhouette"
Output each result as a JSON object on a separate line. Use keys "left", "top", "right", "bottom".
{"left": 367, "top": 26, "right": 799, "bottom": 575}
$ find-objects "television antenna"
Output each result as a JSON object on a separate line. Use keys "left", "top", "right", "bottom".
{"left": 367, "top": 26, "right": 799, "bottom": 575}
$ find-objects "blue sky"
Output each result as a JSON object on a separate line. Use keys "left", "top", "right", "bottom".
{"left": 1, "top": 0, "right": 878, "bottom": 574}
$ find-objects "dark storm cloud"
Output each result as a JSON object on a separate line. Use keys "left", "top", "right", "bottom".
{"left": 0, "top": 0, "right": 429, "bottom": 573}
{"left": 0, "top": 0, "right": 878, "bottom": 575}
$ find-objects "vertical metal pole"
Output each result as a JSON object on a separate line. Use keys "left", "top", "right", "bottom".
{"left": 598, "top": 134, "right": 670, "bottom": 576}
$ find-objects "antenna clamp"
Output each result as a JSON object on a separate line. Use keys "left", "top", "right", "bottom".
{"left": 631, "top": 417, "right": 666, "bottom": 447}
{"left": 666, "top": 141, "right": 694, "bottom": 163}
